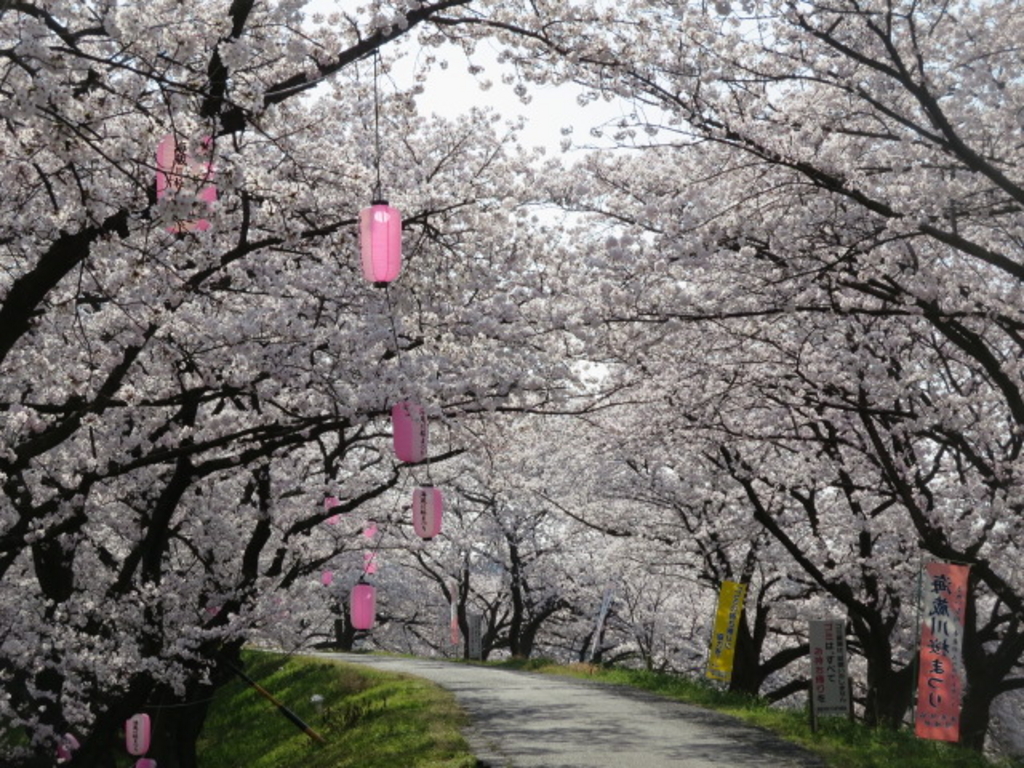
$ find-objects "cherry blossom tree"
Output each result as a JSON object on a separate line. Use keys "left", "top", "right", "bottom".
{"left": 519, "top": 0, "right": 1024, "bottom": 750}
{"left": 0, "top": 1, "right": 587, "bottom": 765}
{"left": 6, "top": 0, "right": 1024, "bottom": 761}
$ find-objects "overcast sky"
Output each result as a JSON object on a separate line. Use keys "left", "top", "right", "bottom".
{"left": 391, "top": 36, "right": 626, "bottom": 154}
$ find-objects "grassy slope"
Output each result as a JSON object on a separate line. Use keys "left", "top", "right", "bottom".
{"left": 197, "top": 650, "right": 477, "bottom": 768}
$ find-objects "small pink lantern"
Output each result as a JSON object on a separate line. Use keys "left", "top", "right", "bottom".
{"left": 136, "top": 760, "right": 158, "bottom": 768}
{"left": 321, "top": 570, "right": 334, "bottom": 586}
{"left": 363, "top": 551, "right": 378, "bottom": 574}
{"left": 350, "top": 583, "right": 376, "bottom": 630}
{"left": 156, "top": 134, "right": 216, "bottom": 232}
{"left": 324, "top": 497, "right": 341, "bottom": 525}
{"left": 125, "top": 713, "right": 151, "bottom": 756}
{"left": 359, "top": 201, "right": 402, "bottom": 283}
{"left": 392, "top": 401, "right": 427, "bottom": 463}
{"left": 56, "top": 733, "right": 80, "bottom": 762}
{"left": 412, "top": 487, "right": 443, "bottom": 540}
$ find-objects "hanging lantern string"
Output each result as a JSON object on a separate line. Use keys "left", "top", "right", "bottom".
{"left": 360, "top": 504, "right": 398, "bottom": 580}
{"left": 383, "top": 282, "right": 403, "bottom": 361}
{"left": 372, "top": 48, "right": 383, "bottom": 202}
{"left": 383, "top": 283, "right": 434, "bottom": 486}
{"left": 369, "top": 49, "right": 434, "bottom": 490}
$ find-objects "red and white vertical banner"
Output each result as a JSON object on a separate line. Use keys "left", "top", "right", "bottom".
{"left": 915, "top": 562, "right": 970, "bottom": 742}
{"left": 450, "top": 580, "right": 460, "bottom": 646}
{"left": 809, "top": 620, "right": 849, "bottom": 723}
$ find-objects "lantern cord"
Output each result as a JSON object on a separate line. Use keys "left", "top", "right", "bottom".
{"left": 372, "top": 48, "right": 383, "bottom": 202}
{"left": 382, "top": 283, "right": 432, "bottom": 486}
{"left": 383, "top": 283, "right": 403, "bottom": 359}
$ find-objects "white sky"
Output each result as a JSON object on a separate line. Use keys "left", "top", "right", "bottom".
{"left": 391, "top": 37, "right": 627, "bottom": 155}
{"left": 305, "top": 1, "right": 631, "bottom": 155}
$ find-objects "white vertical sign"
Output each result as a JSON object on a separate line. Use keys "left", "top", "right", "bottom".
{"left": 586, "top": 585, "right": 615, "bottom": 662}
{"left": 468, "top": 613, "right": 483, "bottom": 660}
{"left": 809, "top": 619, "right": 849, "bottom": 721}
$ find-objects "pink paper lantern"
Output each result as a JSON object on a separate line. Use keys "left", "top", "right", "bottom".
{"left": 156, "top": 134, "right": 216, "bottom": 232}
{"left": 125, "top": 713, "right": 151, "bottom": 756}
{"left": 359, "top": 201, "right": 402, "bottom": 283}
{"left": 56, "top": 733, "right": 80, "bottom": 762}
{"left": 136, "top": 760, "right": 158, "bottom": 768}
{"left": 412, "top": 487, "right": 443, "bottom": 540}
{"left": 391, "top": 401, "right": 427, "bottom": 463}
{"left": 321, "top": 570, "right": 334, "bottom": 586}
{"left": 350, "top": 584, "right": 376, "bottom": 630}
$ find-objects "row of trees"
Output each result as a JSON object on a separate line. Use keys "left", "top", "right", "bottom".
{"left": 3, "top": 0, "right": 1023, "bottom": 764}
{"left": 509, "top": 0, "right": 1024, "bottom": 753}
{"left": 0, "top": 1, "right": 587, "bottom": 765}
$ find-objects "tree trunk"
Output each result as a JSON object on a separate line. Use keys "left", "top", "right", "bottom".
{"left": 334, "top": 615, "right": 357, "bottom": 651}
{"left": 858, "top": 628, "right": 914, "bottom": 728}
{"left": 146, "top": 697, "right": 215, "bottom": 768}
{"left": 958, "top": 684, "right": 995, "bottom": 751}
{"left": 728, "top": 611, "right": 761, "bottom": 696}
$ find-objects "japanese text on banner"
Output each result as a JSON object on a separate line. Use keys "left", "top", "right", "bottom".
{"left": 915, "top": 562, "right": 970, "bottom": 743}
{"left": 706, "top": 581, "right": 747, "bottom": 683}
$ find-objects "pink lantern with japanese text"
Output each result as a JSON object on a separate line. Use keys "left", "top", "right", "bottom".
{"left": 412, "top": 487, "right": 443, "bottom": 540}
{"left": 125, "top": 713, "right": 151, "bottom": 756}
{"left": 350, "top": 583, "right": 376, "bottom": 630}
{"left": 359, "top": 201, "right": 402, "bottom": 283}
{"left": 156, "top": 134, "right": 216, "bottom": 233}
{"left": 392, "top": 401, "right": 427, "bottom": 463}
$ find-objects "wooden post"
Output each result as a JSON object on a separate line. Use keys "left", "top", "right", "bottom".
{"left": 809, "top": 680, "right": 818, "bottom": 733}
{"left": 229, "top": 663, "right": 326, "bottom": 744}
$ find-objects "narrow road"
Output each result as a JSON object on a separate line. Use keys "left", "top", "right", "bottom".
{"left": 317, "top": 653, "right": 826, "bottom": 768}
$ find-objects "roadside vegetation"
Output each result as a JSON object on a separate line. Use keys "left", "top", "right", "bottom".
{"left": 491, "top": 658, "right": 1022, "bottom": 768}
{"left": 194, "top": 650, "right": 1020, "bottom": 768}
{"left": 196, "top": 650, "right": 477, "bottom": 768}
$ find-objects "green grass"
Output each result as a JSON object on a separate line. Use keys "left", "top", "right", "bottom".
{"left": 487, "top": 659, "right": 1022, "bottom": 768}
{"left": 197, "top": 650, "right": 477, "bottom": 768}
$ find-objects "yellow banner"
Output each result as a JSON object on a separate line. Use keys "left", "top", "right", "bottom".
{"left": 706, "top": 581, "right": 748, "bottom": 682}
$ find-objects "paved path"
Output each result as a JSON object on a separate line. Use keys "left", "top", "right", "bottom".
{"left": 316, "top": 653, "right": 826, "bottom": 768}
